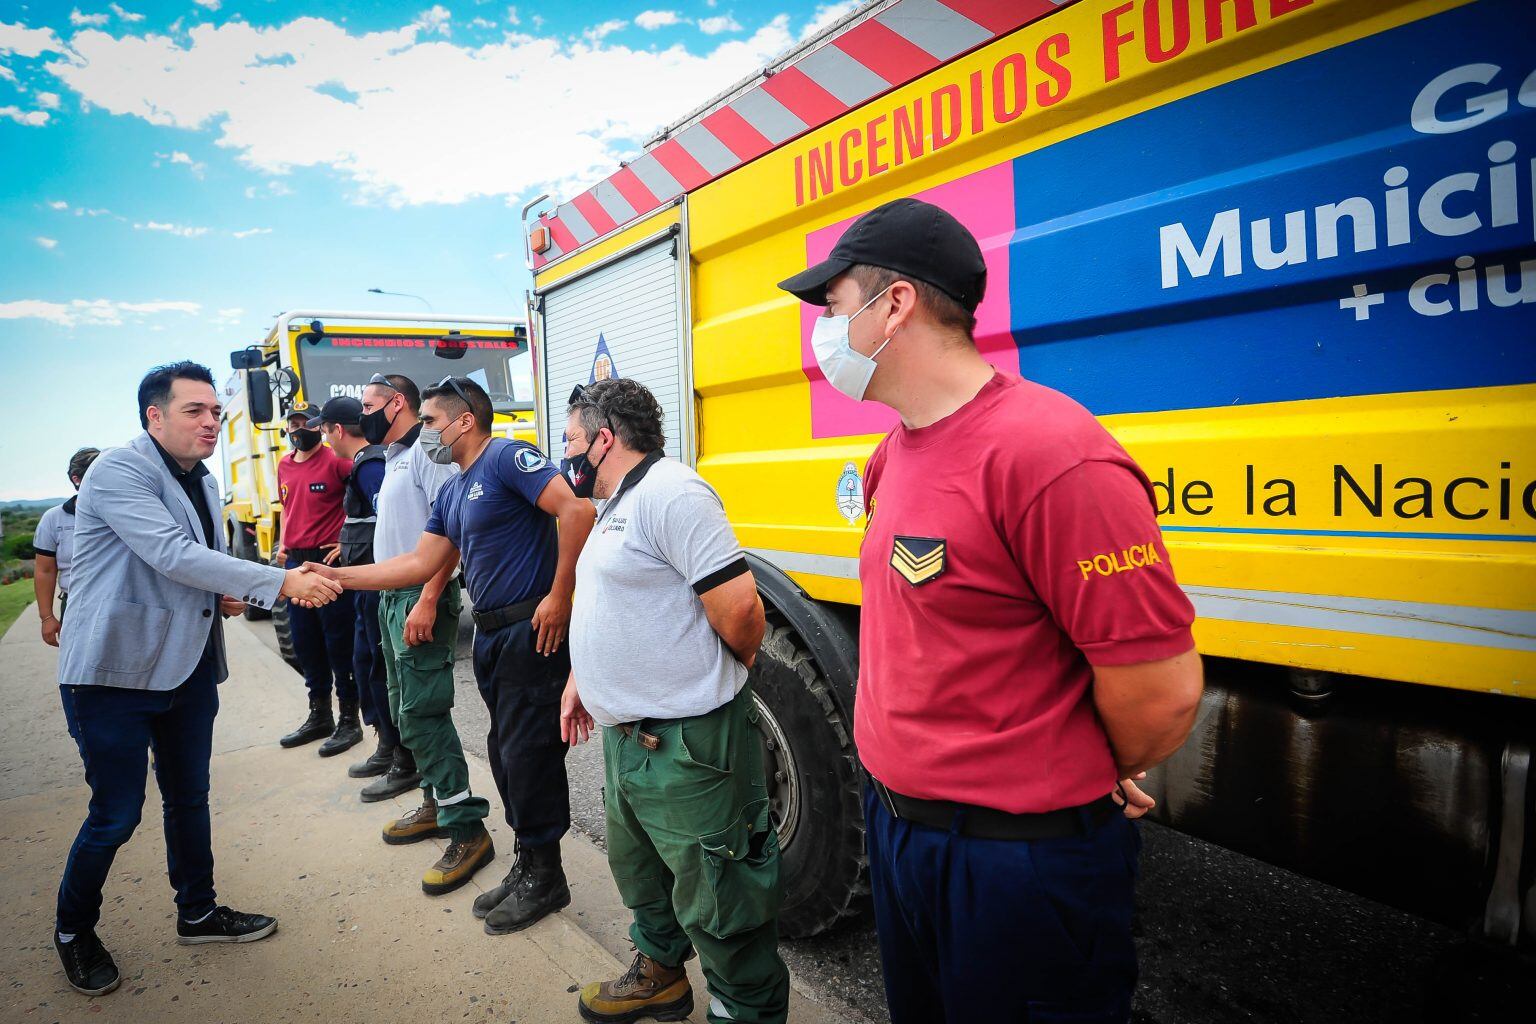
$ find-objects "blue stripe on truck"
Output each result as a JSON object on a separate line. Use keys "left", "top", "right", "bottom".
{"left": 1006, "top": 0, "right": 1536, "bottom": 416}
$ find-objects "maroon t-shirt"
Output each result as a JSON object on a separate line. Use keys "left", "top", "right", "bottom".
{"left": 277, "top": 447, "right": 351, "bottom": 550}
{"left": 855, "top": 372, "right": 1196, "bottom": 814}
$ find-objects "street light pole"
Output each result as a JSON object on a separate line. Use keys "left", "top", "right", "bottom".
{"left": 366, "top": 287, "right": 435, "bottom": 312}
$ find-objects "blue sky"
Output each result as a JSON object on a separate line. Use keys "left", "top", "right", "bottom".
{"left": 0, "top": 0, "right": 852, "bottom": 499}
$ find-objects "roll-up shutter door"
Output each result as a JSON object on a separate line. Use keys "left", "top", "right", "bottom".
{"left": 540, "top": 238, "right": 683, "bottom": 460}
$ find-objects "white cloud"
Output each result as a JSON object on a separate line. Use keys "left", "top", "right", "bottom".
{"left": 212, "top": 306, "right": 244, "bottom": 325}
{"left": 110, "top": 4, "right": 145, "bottom": 22}
{"left": 698, "top": 15, "right": 742, "bottom": 35}
{"left": 634, "top": 11, "right": 681, "bottom": 31}
{"left": 193, "top": 0, "right": 221, "bottom": 10}
{"left": 70, "top": 10, "right": 111, "bottom": 28}
{"left": 506, "top": 6, "right": 520, "bottom": 26}
{"left": 0, "top": 22, "right": 63, "bottom": 57}
{"left": 134, "top": 220, "right": 210, "bottom": 237}
{"left": 232, "top": 227, "right": 271, "bottom": 238}
{"left": 35, "top": 236, "right": 58, "bottom": 249}
{"left": 41, "top": 13, "right": 800, "bottom": 207}
{"left": 35, "top": 91, "right": 61, "bottom": 109}
{"left": 47, "top": 199, "right": 70, "bottom": 210}
{"left": 802, "top": 2, "right": 858, "bottom": 38}
{"left": 413, "top": 6, "right": 452, "bottom": 37}
{"left": 0, "top": 105, "right": 49, "bottom": 126}
{"left": 469, "top": 17, "right": 496, "bottom": 29}
{"left": 582, "top": 20, "right": 626, "bottom": 43}
{"left": 0, "top": 298, "right": 201, "bottom": 328}
{"left": 244, "top": 180, "right": 294, "bottom": 199}
{"left": 156, "top": 149, "right": 207, "bottom": 177}
{"left": 0, "top": 65, "right": 14, "bottom": 84}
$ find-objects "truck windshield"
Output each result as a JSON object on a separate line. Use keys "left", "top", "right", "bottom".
{"left": 295, "top": 334, "right": 534, "bottom": 414}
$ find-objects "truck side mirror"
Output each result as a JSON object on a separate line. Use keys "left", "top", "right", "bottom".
{"left": 230, "top": 347, "right": 265, "bottom": 370}
{"left": 246, "top": 369, "right": 275, "bottom": 424}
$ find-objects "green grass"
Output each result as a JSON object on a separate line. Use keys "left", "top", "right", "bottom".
{"left": 0, "top": 581, "right": 34, "bottom": 637}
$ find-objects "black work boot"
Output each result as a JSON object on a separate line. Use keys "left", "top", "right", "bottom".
{"left": 279, "top": 696, "right": 334, "bottom": 748}
{"left": 348, "top": 731, "right": 396, "bottom": 778}
{"left": 318, "top": 699, "right": 363, "bottom": 757}
{"left": 473, "top": 844, "right": 527, "bottom": 919}
{"left": 483, "top": 842, "right": 571, "bottom": 935}
{"left": 359, "top": 747, "right": 422, "bottom": 803}
{"left": 55, "top": 930, "right": 120, "bottom": 997}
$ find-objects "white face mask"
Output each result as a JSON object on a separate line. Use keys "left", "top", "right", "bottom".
{"left": 811, "top": 285, "right": 894, "bottom": 402}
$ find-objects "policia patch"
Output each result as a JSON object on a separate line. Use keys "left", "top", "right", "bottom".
{"left": 891, "top": 536, "right": 946, "bottom": 586}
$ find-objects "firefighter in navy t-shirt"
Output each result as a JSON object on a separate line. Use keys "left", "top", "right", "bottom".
{"left": 779, "top": 199, "right": 1205, "bottom": 1022}
{"left": 311, "top": 376, "right": 596, "bottom": 935}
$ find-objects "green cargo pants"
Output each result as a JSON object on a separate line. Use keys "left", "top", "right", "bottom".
{"left": 379, "top": 583, "right": 489, "bottom": 841}
{"left": 603, "top": 686, "right": 789, "bottom": 1024}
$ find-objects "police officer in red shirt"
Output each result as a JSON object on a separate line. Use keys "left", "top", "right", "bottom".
{"left": 779, "top": 199, "right": 1204, "bottom": 1023}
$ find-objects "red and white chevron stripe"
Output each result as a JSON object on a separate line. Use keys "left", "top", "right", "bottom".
{"left": 531, "top": 0, "right": 1070, "bottom": 268}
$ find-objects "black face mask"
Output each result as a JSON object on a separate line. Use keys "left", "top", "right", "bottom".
{"left": 290, "top": 428, "right": 322, "bottom": 452}
{"left": 560, "top": 429, "right": 610, "bottom": 500}
{"left": 359, "top": 402, "right": 398, "bottom": 445}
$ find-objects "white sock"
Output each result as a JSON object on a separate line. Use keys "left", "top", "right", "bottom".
{"left": 57, "top": 932, "right": 76, "bottom": 943}
{"left": 183, "top": 908, "right": 216, "bottom": 925}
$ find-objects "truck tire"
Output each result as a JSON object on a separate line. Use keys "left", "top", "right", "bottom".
{"left": 229, "top": 523, "right": 272, "bottom": 621}
{"left": 269, "top": 554, "right": 301, "bottom": 673}
{"left": 749, "top": 623, "right": 867, "bottom": 938}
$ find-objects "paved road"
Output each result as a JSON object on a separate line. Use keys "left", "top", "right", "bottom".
{"left": 253, "top": 617, "right": 1533, "bottom": 1024}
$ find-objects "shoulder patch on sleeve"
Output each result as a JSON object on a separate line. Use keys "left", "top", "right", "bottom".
{"left": 513, "top": 446, "right": 549, "bottom": 473}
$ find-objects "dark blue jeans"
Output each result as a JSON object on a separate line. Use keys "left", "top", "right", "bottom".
{"left": 863, "top": 784, "right": 1139, "bottom": 1024}
{"left": 352, "top": 589, "right": 397, "bottom": 747}
{"left": 285, "top": 555, "right": 356, "bottom": 704}
{"left": 57, "top": 661, "right": 220, "bottom": 933}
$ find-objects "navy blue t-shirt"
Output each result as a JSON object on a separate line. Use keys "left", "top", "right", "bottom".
{"left": 425, "top": 438, "right": 559, "bottom": 609}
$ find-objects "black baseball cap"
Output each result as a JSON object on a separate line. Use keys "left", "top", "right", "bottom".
{"left": 777, "top": 198, "right": 987, "bottom": 312}
{"left": 307, "top": 396, "right": 363, "bottom": 428}
{"left": 287, "top": 403, "right": 320, "bottom": 425}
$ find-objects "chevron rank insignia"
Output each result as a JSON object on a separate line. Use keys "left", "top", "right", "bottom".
{"left": 890, "top": 536, "right": 946, "bottom": 586}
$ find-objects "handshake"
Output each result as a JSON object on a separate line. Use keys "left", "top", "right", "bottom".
{"left": 280, "top": 565, "right": 346, "bottom": 608}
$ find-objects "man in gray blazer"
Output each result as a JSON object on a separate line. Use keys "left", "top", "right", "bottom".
{"left": 53, "top": 361, "right": 343, "bottom": 998}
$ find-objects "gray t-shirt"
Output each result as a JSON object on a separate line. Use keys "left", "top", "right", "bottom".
{"left": 375, "top": 427, "right": 459, "bottom": 563}
{"left": 570, "top": 456, "right": 748, "bottom": 727}
{"left": 34, "top": 501, "right": 77, "bottom": 593}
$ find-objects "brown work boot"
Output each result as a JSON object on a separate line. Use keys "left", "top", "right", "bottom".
{"left": 382, "top": 796, "right": 447, "bottom": 846}
{"left": 421, "top": 827, "right": 494, "bottom": 896}
{"left": 578, "top": 950, "right": 693, "bottom": 1023}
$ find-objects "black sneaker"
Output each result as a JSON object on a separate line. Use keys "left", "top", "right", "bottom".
{"left": 176, "top": 906, "right": 278, "bottom": 945}
{"left": 55, "top": 930, "right": 120, "bottom": 996}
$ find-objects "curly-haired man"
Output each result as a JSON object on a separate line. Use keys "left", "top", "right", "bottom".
{"left": 559, "top": 377, "right": 789, "bottom": 1024}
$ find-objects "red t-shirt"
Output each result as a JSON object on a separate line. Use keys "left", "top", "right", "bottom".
{"left": 277, "top": 448, "right": 351, "bottom": 550}
{"left": 855, "top": 372, "right": 1196, "bottom": 814}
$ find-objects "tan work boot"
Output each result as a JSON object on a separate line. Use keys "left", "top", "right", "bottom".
{"left": 421, "top": 826, "right": 494, "bottom": 896}
{"left": 382, "top": 796, "right": 447, "bottom": 846}
{"left": 578, "top": 951, "right": 693, "bottom": 1023}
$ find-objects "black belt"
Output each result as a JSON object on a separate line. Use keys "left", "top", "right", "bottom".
{"left": 471, "top": 595, "right": 544, "bottom": 632}
{"left": 867, "top": 775, "right": 1118, "bottom": 841}
{"left": 286, "top": 546, "right": 331, "bottom": 563}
